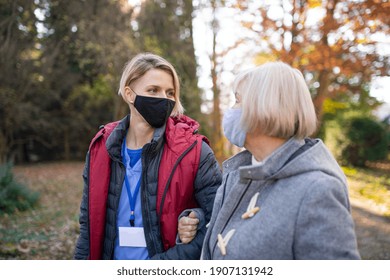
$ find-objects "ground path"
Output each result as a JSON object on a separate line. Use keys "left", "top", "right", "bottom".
{"left": 351, "top": 199, "right": 390, "bottom": 259}
{"left": 2, "top": 162, "right": 389, "bottom": 259}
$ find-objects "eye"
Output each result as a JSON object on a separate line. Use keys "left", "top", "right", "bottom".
{"left": 147, "top": 88, "right": 158, "bottom": 94}
{"left": 167, "top": 91, "right": 175, "bottom": 98}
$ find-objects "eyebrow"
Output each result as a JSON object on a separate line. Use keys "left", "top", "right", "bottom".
{"left": 146, "top": 85, "right": 175, "bottom": 91}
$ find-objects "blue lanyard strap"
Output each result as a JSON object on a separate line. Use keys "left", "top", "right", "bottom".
{"left": 122, "top": 139, "right": 142, "bottom": 227}
{"left": 124, "top": 176, "right": 141, "bottom": 227}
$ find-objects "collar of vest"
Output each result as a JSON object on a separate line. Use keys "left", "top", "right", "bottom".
{"left": 164, "top": 115, "right": 200, "bottom": 148}
{"left": 104, "top": 114, "right": 165, "bottom": 161}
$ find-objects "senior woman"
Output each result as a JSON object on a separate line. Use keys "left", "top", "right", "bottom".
{"left": 181, "top": 62, "right": 360, "bottom": 259}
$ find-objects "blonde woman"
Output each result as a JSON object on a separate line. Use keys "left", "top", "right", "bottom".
{"left": 74, "top": 53, "right": 221, "bottom": 260}
{"left": 182, "top": 62, "right": 360, "bottom": 259}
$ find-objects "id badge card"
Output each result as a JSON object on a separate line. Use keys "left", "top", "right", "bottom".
{"left": 118, "top": 227, "right": 147, "bottom": 247}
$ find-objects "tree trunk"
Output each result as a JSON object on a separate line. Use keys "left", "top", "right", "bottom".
{"left": 64, "top": 128, "right": 70, "bottom": 161}
{"left": 0, "top": 131, "right": 7, "bottom": 164}
{"left": 313, "top": 70, "right": 331, "bottom": 127}
{"left": 210, "top": 1, "right": 224, "bottom": 161}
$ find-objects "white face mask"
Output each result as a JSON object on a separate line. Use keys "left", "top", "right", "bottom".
{"left": 222, "top": 108, "right": 246, "bottom": 148}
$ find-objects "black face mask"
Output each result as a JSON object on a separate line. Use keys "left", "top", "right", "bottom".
{"left": 133, "top": 94, "right": 176, "bottom": 128}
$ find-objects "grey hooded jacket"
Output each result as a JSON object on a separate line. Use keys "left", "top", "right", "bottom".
{"left": 201, "top": 138, "right": 360, "bottom": 260}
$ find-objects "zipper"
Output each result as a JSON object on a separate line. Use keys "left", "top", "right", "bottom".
{"left": 108, "top": 160, "right": 126, "bottom": 259}
{"left": 158, "top": 140, "right": 198, "bottom": 218}
{"left": 141, "top": 142, "right": 160, "bottom": 255}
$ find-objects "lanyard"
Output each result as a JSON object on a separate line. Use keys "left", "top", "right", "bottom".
{"left": 122, "top": 139, "right": 142, "bottom": 227}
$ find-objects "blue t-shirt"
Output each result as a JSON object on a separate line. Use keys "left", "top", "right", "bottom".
{"left": 113, "top": 141, "right": 148, "bottom": 260}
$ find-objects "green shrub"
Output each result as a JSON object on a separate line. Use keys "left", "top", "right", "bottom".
{"left": 325, "top": 115, "right": 389, "bottom": 167}
{"left": 0, "top": 163, "right": 40, "bottom": 215}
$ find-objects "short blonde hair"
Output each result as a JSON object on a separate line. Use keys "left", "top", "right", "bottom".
{"left": 233, "top": 62, "right": 317, "bottom": 139}
{"left": 118, "top": 53, "right": 184, "bottom": 116}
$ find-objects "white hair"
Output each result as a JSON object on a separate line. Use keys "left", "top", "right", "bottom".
{"left": 233, "top": 62, "right": 317, "bottom": 139}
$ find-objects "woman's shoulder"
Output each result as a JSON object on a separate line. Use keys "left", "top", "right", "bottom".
{"left": 291, "top": 170, "right": 351, "bottom": 212}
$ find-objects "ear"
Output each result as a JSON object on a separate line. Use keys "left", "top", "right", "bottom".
{"left": 124, "top": 86, "right": 135, "bottom": 104}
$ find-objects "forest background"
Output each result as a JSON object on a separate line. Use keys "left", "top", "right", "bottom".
{"left": 0, "top": 0, "right": 389, "bottom": 259}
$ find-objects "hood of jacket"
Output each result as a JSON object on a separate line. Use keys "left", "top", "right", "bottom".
{"left": 164, "top": 115, "right": 201, "bottom": 147}
{"left": 222, "top": 137, "right": 346, "bottom": 187}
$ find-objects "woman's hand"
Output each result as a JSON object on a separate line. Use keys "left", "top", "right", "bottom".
{"left": 178, "top": 211, "right": 199, "bottom": 244}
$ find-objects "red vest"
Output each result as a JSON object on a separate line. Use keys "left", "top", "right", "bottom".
{"left": 87, "top": 116, "right": 205, "bottom": 259}
{"left": 87, "top": 121, "right": 119, "bottom": 260}
{"left": 156, "top": 116, "right": 206, "bottom": 251}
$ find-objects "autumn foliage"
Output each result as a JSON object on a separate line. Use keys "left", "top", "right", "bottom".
{"left": 235, "top": 0, "right": 389, "bottom": 122}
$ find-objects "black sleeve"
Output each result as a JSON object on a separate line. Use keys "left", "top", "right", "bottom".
{"left": 73, "top": 153, "right": 90, "bottom": 260}
{"left": 193, "top": 141, "right": 222, "bottom": 221}
{"left": 151, "top": 141, "right": 222, "bottom": 260}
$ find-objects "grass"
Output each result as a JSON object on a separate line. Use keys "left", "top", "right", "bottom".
{"left": 343, "top": 162, "right": 390, "bottom": 217}
{"left": 0, "top": 160, "right": 389, "bottom": 259}
{"left": 0, "top": 162, "right": 84, "bottom": 259}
